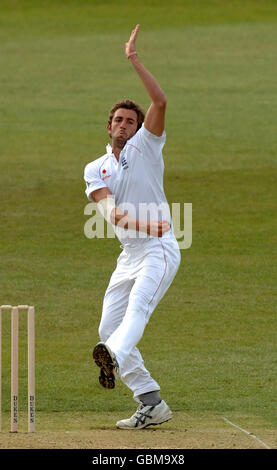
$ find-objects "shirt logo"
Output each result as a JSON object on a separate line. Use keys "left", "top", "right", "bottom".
{"left": 101, "top": 168, "right": 111, "bottom": 180}
{"left": 121, "top": 157, "right": 129, "bottom": 170}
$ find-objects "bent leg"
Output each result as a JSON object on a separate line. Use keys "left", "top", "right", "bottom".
{"left": 97, "top": 258, "right": 158, "bottom": 395}
{"left": 98, "top": 272, "right": 133, "bottom": 342}
{"left": 106, "top": 238, "right": 180, "bottom": 394}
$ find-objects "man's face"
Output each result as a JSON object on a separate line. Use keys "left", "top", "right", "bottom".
{"left": 107, "top": 108, "right": 138, "bottom": 146}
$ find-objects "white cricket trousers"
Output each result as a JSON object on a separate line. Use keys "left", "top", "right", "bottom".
{"left": 98, "top": 235, "right": 181, "bottom": 401}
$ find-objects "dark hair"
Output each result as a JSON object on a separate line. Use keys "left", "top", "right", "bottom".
{"left": 108, "top": 99, "right": 145, "bottom": 131}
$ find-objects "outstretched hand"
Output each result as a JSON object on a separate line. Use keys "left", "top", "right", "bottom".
{"left": 125, "top": 24, "right": 140, "bottom": 59}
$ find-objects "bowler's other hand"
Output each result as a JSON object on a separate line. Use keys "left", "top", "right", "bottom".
{"left": 125, "top": 24, "right": 140, "bottom": 58}
{"left": 147, "top": 220, "right": 170, "bottom": 237}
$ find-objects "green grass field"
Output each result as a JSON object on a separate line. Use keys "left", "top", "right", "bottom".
{"left": 0, "top": 0, "right": 276, "bottom": 449}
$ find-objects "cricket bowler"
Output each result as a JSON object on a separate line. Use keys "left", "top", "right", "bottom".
{"left": 84, "top": 25, "right": 181, "bottom": 429}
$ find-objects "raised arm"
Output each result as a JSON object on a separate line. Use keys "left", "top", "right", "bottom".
{"left": 125, "top": 24, "right": 166, "bottom": 137}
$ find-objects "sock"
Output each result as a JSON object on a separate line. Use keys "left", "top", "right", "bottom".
{"left": 138, "top": 391, "right": 161, "bottom": 406}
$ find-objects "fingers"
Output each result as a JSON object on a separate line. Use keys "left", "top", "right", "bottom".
{"left": 126, "top": 25, "right": 140, "bottom": 58}
{"left": 148, "top": 220, "right": 170, "bottom": 237}
{"left": 157, "top": 221, "right": 170, "bottom": 237}
{"left": 130, "top": 24, "right": 140, "bottom": 40}
{"left": 162, "top": 224, "right": 170, "bottom": 235}
{"left": 160, "top": 220, "right": 170, "bottom": 231}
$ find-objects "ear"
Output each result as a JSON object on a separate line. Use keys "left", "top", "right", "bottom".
{"left": 107, "top": 122, "right": 112, "bottom": 137}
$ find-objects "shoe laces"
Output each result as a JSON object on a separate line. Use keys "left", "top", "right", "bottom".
{"left": 132, "top": 403, "right": 155, "bottom": 427}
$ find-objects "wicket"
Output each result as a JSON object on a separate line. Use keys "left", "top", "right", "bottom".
{"left": 0, "top": 305, "right": 35, "bottom": 433}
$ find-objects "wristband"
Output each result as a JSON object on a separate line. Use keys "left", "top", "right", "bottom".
{"left": 127, "top": 51, "right": 137, "bottom": 59}
{"left": 97, "top": 196, "right": 115, "bottom": 224}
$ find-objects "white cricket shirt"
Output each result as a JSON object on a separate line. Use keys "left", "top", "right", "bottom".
{"left": 84, "top": 123, "right": 173, "bottom": 245}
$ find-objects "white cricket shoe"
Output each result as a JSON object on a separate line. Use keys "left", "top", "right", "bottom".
{"left": 116, "top": 400, "right": 173, "bottom": 430}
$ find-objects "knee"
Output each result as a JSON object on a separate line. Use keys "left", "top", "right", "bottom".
{"left": 98, "top": 321, "right": 110, "bottom": 342}
{"left": 128, "top": 291, "right": 149, "bottom": 316}
{"left": 99, "top": 317, "right": 119, "bottom": 342}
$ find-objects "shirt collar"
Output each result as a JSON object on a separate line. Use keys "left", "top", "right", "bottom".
{"left": 106, "top": 143, "right": 113, "bottom": 155}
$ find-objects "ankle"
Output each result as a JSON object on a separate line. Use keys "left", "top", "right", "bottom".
{"left": 138, "top": 391, "right": 161, "bottom": 406}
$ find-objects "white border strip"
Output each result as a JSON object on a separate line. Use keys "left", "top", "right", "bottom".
{"left": 223, "top": 417, "right": 271, "bottom": 449}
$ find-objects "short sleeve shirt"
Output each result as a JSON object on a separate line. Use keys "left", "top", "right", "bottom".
{"left": 84, "top": 124, "right": 172, "bottom": 244}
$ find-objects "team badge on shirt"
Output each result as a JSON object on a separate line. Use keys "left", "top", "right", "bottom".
{"left": 121, "top": 157, "right": 129, "bottom": 170}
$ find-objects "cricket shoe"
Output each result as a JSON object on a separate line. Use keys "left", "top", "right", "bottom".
{"left": 92, "top": 342, "right": 119, "bottom": 389}
{"left": 116, "top": 400, "right": 173, "bottom": 430}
